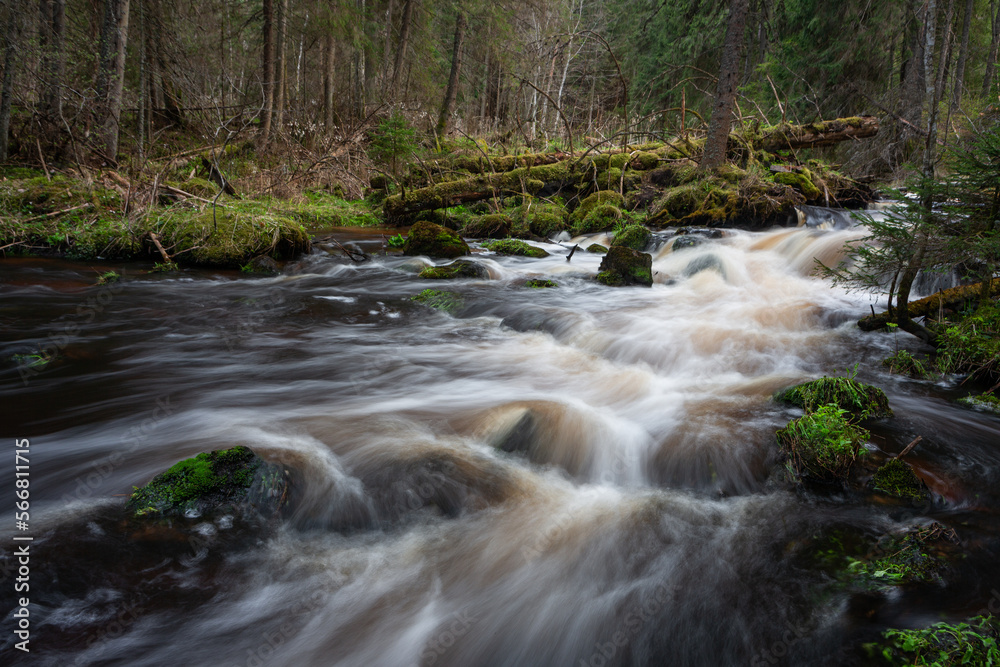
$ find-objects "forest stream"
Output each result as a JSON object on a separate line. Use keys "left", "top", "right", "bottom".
{"left": 2, "top": 211, "right": 1000, "bottom": 666}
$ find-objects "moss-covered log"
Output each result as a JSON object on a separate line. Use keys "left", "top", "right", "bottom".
{"left": 758, "top": 116, "right": 879, "bottom": 152}
{"left": 858, "top": 279, "right": 1000, "bottom": 331}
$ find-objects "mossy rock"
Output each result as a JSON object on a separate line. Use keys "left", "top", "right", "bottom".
{"left": 179, "top": 177, "right": 218, "bottom": 198}
{"left": 242, "top": 255, "right": 280, "bottom": 274}
{"left": 777, "top": 404, "right": 869, "bottom": 481}
{"left": 586, "top": 244, "right": 608, "bottom": 254}
{"left": 610, "top": 224, "right": 652, "bottom": 251}
{"left": 632, "top": 152, "right": 660, "bottom": 171}
{"left": 418, "top": 259, "right": 489, "bottom": 279}
{"left": 575, "top": 204, "right": 623, "bottom": 235}
{"left": 775, "top": 376, "right": 893, "bottom": 421}
{"left": 957, "top": 393, "right": 1000, "bottom": 414}
{"left": 648, "top": 178, "right": 738, "bottom": 227}
{"left": 870, "top": 458, "right": 929, "bottom": 501}
{"left": 463, "top": 214, "right": 513, "bottom": 239}
{"left": 0, "top": 175, "right": 122, "bottom": 215}
{"left": 126, "top": 446, "right": 289, "bottom": 519}
{"left": 411, "top": 289, "right": 464, "bottom": 313}
{"left": 153, "top": 208, "right": 310, "bottom": 267}
{"left": 596, "top": 246, "right": 653, "bottom": 287}
{"left": 671, "top": 235, "right": 703, "bottom": 251}
{"left": 525, "top": 279, "right": 557, "bottom": 288}
{"left": 507, "top": 202, "right": 568, "bottom": 238}
{"left": 596, "top": 168, "right": 623, "bottom": 191}
{"left": 572, "top": 190, "right": 626, "bottom": 224}
{"left": 608, "top": 153, "right": 630, "bottom": 169}
{"left": 403, "top": 220, "right": 470, "bottom": 259}
{"left": 773, "top": 170, "right": 821, "bottom": 200}
{"left": 482, "top": 238, "right": 550, "bottom": 258}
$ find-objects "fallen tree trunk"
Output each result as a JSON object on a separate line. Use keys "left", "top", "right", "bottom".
{"left": 858, "top": 278, "right": 1000, "bottom": 331}
{"left": 759, "top": 116, "right": 879, "bottom": 152}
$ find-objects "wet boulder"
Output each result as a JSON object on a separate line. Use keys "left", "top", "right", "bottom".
{"left": 596, "top": 246, "right": 653, "bottom": 287}
{"left": 402, "top": 220, "right": 470, "bottom": 259}
{"left": 869, "top": 458, "right": 929, "bottom": 502}
{"left": 775, "top": 376, "right": 892, "bottom": 421}
{"left": 610, "top": 224, "right": 652, "bottom": 251}
{"left": 482, "top": 238, "right": 550, "bottom": 258}
{"left": 126, "top": 446, "right": 289, "bottom": 520}
{"left": 418, "top": 259, "right": 490, "bottom": 279}
{"left": 462, "top": 214, "right": 512, "bottom": 239}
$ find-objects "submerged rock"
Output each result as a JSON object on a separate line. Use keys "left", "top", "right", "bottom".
{"left": 610, "top": 224, "right": 652, "bottom": 251}
{"left": 586, "top": 243, "right": 608, "bottom": 254}
{"left": 403, "top": 220, "right": 470, "bottom": 259}
{"left": 418, "top": 259, "right": 490, "bottom": 279}
{"left": 525, "top": 279, "right": 557, "bottom": 288}
{"left": 596, "top": 246, "right": 653, "bottom": 287}
{"left": 775, "top": 376, "right": 893, "bottom": 421}
{"left": 411, "top": 289, "right": 464, "bottom": 313}
{"left": 483, "top": 238, "right": 550, "bottom": 258}
{"left": 126, "top": 446, "right": 289, "bottom": 520}
{"left": 870, "top": 458, "right": 929, "bottom": 501}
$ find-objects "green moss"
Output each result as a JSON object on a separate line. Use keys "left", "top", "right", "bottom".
{"left": 632, "top": 152, "right": 660, "bottom": 170}
{"left": 525, "top": 279, "right": 557, "bottom": 288}
{"left": 462, "top": 214, "right": 512, "bottom": 239}
{"left": 596, "top": 246, "right": 653, "bottom": 287}
{"left": 411, "top": 289, "right": 464, "bottom": 313}
{"left": 610, "top": 223, "right": 651, "bottom": 250}
{"left": 882, "top": 350, "right": 929, "bottom": 378}
{"left": 775, "top": 376, "right": 893, "bottom": 420}
{"left": 482, "top": 238, "right": 550, "bottom": 258}
{"left": 776, "top": 404, "right": 869, "bottom": 480}
{"left": 152, "top": 205, "right": 311, "bottom": 267}
{"left": 936, "top": 300, "right": 1000, "bottom": 382}
{"left": 126, "top": 445, "right": 261, "bottom": 517}
{"left": 507, "top": 202, "right": 568, "bottom": 239}
{"left": 649, "top": 177, "right": 738, "bottom": 227}
{"left": 0, "top": 175, "right": 122, "bottom": 215}
{"left": 403, "top": 220, "right": 470, "bottom": 258}
{"left": 773, "top": 170, "right": 821, "bottom": 199}
{"left": 596, "top": 168, "right": 623, "bottom": 191}
{"left": 870, "top": 458, "right": 928, "bottom": 501}
{"left": 846, "top": 524, "right": 953, "bottom": 589}
{"left": 586, "top": 244, "right": 608, "bottom": 254}
{"left": 176, "top": 177, "right": 218, "bottom": 198}
{"left": 96, "top": 271, "right": 120, "bottom": 285}
{"left": 866, "top": 615, "right": 1000, "bottom": 665}
{"left": 958, "top": 393, "right": 1000, "bottom": 414}
{"left": 574, "top": 204, "right": 623, "bottom": 235}
{"left": 418, "top": 259, "right": 488, "bottom": 279}
{"left": 572, "top": 190, "right": 626, "bottom": 224}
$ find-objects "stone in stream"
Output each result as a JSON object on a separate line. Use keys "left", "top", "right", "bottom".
{"left": 869, "top": 458, "right": 929, "bottom": 502}
{"left": 402, "top": 220, "right": 470, "bottom": 259}
{"left": 418, "top": 259, "right": 490, "bottom": 279}
{"left": 482, "top": 238, "right": 550, "bottom": 258}
{"left": 774, "top": 376, "right": 892, "bottom": 421}
{"left": 126, "top": 445, "right": 290, "bottom": 520}
{"left": 596, "top": 246, "right": 653, "bottom": 287}
{"left": 610, "top": 224, "right": 652, "bottom": 251}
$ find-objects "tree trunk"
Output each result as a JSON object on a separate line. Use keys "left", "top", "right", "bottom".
{"left": 758, "top": 116, "right": 879, "bottom": 152}
{"left": 95, "top": 0, "right": 130, "bottom": 161}
{"left": 323, "top": 32, "right": 334, "bottom": 131}
{"left": 900, "top": 0, "right": 926, "bottom": 133}
{"left": 435, "top": 11, "right": 466, "bottom": 137}
{"left": 701, "top": 0, "right": 749, "bottom": 170}
{"left": 260, "top": 0, "right": 274, "bottom": 143}
{"left": 932, "top": 0, "right": 954, "bottom": 105}
{"left": 381, "top": 0, "right": 394, "bottom": 85}
{"left": 951, "top": 0, "right": 972, "bottom": 107}
{"left": 0, "top": 0, "right": 21, "bottom": 161}
{"left": 353, "top": 0, "right": 366, "bottom": 119}
{"left": 38, "top": 0, "right": 65, "bottom": 122}
{"left": 274, "top": 0, "right": 288, "bottom": 129}
{"left": 391, "top": 0, "right": 414, "bottom": 88}
{"left": 983, "top": 0, "right": 1000, "bottom": 99}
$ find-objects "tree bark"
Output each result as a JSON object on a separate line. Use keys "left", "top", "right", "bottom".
{"left": 260, "top": 0, "right": 274, "bottom": 143}
{"left": 951, "top": 0, "right": 972, "bottom": 107}
{"left": 95, "top": 0, "right": 130, "bottom": 160}
{"left": 38, "top": 0, "right": 65, "bottom": 122}
{"left": 274, "top": 0, "right": 288, "bottom": 129}
{"left": 701, "top": 0, "right": 749, "bottom": 170}
{"left": 0, "top": 0, "right": 21, "bottom": 161}
{"left": 983, "top": 0, "right": 1000, "bottom": 99}
{"left": 322, "top": 32, "right": 335, "bottom": 132}
{"left": 859, "top": 279, "right": 1000, "bottom": 331}
{"left": 900, "top": 0, "right": 926, "bottom": 133}
{"left": 436, "top": 11, "right": 467, "bottom": 137}
{"left": 758, "top": 116, "right": 879, "bottom": 152}
{"left": 391, "top": 0, "right": 414, "bottom": 88}
{"left": 353, "top": 0, "right": 366, "bottom": 118}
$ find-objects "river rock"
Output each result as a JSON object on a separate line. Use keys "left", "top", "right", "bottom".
{"left": 419, "top": 259, "right": 490, "bottom": 279}
{"left": 596, "top": 246, "right": 653, "bottom": 287}
{"left": 403, "top": 220, "right": 470, "bottom": 258}
{"left": 126, "top": 445, "right": 289, "bottom": 520}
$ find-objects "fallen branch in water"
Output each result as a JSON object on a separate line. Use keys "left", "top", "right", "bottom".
{"left": 858, "top": 279, "right": 1000, "bottom": 331}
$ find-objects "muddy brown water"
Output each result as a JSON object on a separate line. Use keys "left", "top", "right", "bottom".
{"left": 1, "top": 218, "right": 999, "bottom": 666}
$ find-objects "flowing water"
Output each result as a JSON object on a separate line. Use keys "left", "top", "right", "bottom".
{"left": 2, "top": 213, "right": 1000, "bottom": 666}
